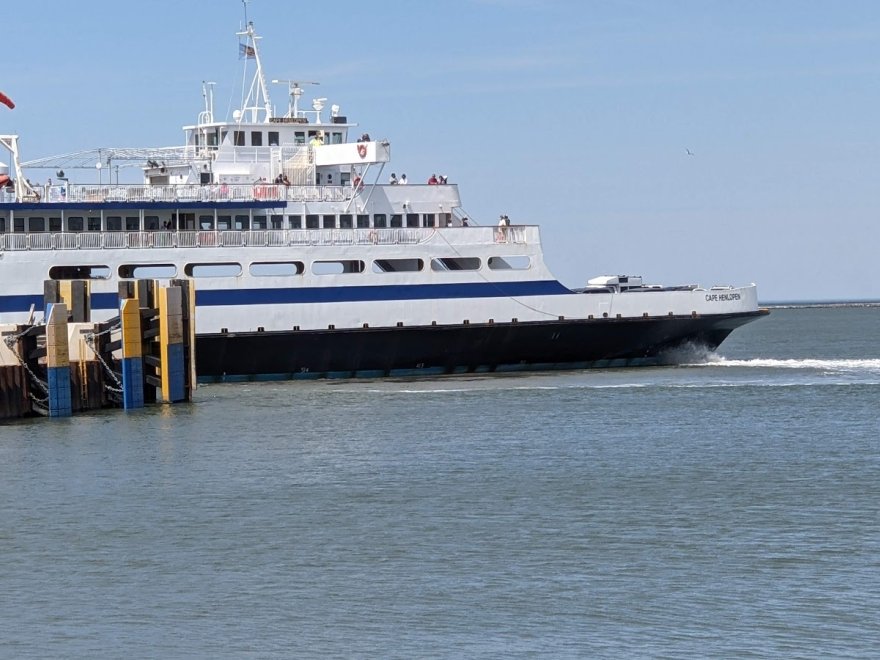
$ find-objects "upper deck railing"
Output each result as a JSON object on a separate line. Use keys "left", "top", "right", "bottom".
{"left": 0, "top": 226, "right": 528, "bottom": 251}
{"left": 0, "top": 183, "right": 354, "bottom": 205}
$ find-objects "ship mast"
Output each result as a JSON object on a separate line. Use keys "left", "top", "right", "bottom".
{"left": 236, "top": 0, "right": 272, "bottom": 123}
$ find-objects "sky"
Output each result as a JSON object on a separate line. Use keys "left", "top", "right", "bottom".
{"left": 3, "top": 0, "right": 879, "bottom": 302}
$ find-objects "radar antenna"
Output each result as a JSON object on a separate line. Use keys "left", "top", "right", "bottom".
{"left": 271, "top": 80, "right": 320, "bottom": 119}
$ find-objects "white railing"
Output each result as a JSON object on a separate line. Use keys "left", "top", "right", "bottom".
{"left": 0, "top": 226, "right": 531, "bottom": 251}
{"left": 44, "top": 183, "right": 356, "bottom": 204}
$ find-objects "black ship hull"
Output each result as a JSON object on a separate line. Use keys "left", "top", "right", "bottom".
{"left": 196, "top": 310, "right": 767, "bottom": 381}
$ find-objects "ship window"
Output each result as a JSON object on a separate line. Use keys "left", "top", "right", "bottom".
{"left": 372, "top": 258, "right": 424, "bottom": 273}
{"left": 322, "top": 215, "right": 336, "bottom": 229}
{"left": 431, "top": 257, "right": 481, "bottom": 271}
{"left": 67, "top": 216, "right": 84, "bottom": 232}
{"left": 184, "top": 262, "right": 242, "bottom": 278}
{"left": 356, "top": 214, "right": 370, "bottom": 228}
{"left": 251, "top": 131, "right": 263, "bottom": 146}
{"left": 488, "top": 256, "right": 530, "bottom": 270}
{"left": 199, "top": 215, "right": 214, "bottom": 230}
{"left": 49, "top": 217, "right": 62, "bottom": 232}
{"left": 0, "top": 217, "right": 6, "bottom": 233}
{"left": 250, "top": 261, "right": 305, "bottom": 277}
{"left": 373, "top": 214, "right": 387, "bottom": 228}
{"left": 234, "top": 130, "right": 245, "bottom": 146}
{"left": 422, "top": 214, "right": 435, "bottom": 228}
{"left": 406, "top": 213, "right": 419, "bottom": 228}
{"left": 221, "top": 130, "right": 228, "bottom": 144}
{"left": 88, "top": 217, "right": 101, "bottom": 231}
{"left": 207, "top": 131, "right": 219, "bottom": 147}
{"left": 339, "top": 214, "right": 353, "bottom": 229}
{"left": 312, "top": 259, "right": 365, "bottom": 275}
{"left": 118, "top": 263, "right": 177, "bottom": 279}
{"left": 14, "top": 217, "right": 25, "bottom": 232}
{"left": 331, "top": 132, "right": 343, "bottom": 144}
{"left": 234, "top": 215, "right": 250, "bottom": 230}
{"left": 253, "top": 215, "right": 267, "bottom": 229}
{"left": 306, "top": 214, "right": 319, "bottom": 229}
{"left": 145, "top": 216, "right": 160, "bottom": 231}
{"left": 288, "top": 214, "right": 302, "bottom": 229}
{"left": 270, "top": 214, "right": 284, "bottom": 229}
{"left": 107, "top": 216, "right": 123, "bottom": 232}
{"left": 390, "top": 214, "right": 402, "bottom": 228}
{"left": 295, "top": 131, "right": 305, "bottom": 145}
{"left": 268, "top": 131, "right": 279, "bottom": 147}
{"left": 217, "top": 215, "right": 231, "bottom": 230}
{"left": 49, "top": 265, "right": 111, "bottom": 280}
{"left": 29, "top": 217, "right": 46, "bottom": 232}
{"left": 125, "top": 217, "right": 139, "bottom": 231}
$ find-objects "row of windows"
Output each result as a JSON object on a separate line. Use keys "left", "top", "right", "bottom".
{"left": 210, "top": 130, "right": 345, "bottom": 148}
{"left": 48, "top": 256, "right": 530, "bottom": 281}
{"left": 1, "top": 213, "right": 454, "bottom": 233}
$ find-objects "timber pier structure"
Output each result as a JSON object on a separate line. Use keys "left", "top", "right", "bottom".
{"left": 0, "top": 279, "right": 195, "bottom": 421}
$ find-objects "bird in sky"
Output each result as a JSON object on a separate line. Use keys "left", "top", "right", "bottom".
{"left": 686, "top": 148, "right": 694, "bottom": 156}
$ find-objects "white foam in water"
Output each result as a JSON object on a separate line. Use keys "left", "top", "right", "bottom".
{"left": 699, "top": 356, "right": 880, "bottom": 373}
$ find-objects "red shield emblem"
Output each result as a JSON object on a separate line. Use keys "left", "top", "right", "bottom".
{"left": 357, "top": 143, "right": 367, "bottom": 158}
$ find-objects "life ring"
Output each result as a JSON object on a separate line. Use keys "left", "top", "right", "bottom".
{"left": 357, "top": 143, "right": 367, "bottom": 159}
{"left": 353, "top": 175, "right": 363, "bottom": 191}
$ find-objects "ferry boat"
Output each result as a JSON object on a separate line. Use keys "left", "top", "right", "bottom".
{"left": 0, "top": 14, "right": 767, "bottom": 382}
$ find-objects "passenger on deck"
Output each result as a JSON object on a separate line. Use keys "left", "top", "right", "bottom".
{"left": 389, "top": 173, "right": 398, "bottom": 185}
{"left": 496, "top": 214, "right": 510, "bottom": 241}
{"left": 428, "top": 174, "right": 438, "bottom": 185}
{"left": 399, "top": 174, "right": 408, "bottom": 185}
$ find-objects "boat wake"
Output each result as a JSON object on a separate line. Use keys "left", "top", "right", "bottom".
{"left": 697, "top": 356, "right": 880, "bottom": 374}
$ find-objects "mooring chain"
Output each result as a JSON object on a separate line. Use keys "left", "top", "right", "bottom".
{"left": 2, "top": 331, "right": 50, "bottom": 396}
{"left": 83, "top": 323, "right": 124, "bottom": 394}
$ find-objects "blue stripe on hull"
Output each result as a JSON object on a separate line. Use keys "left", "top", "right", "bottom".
{"left": 1, "top": 280, "right": 571, "bottom": 313}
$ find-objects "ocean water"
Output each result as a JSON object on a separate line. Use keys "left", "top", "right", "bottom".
{"left": 1, "top": 306, "right": 878, "bottom": 658}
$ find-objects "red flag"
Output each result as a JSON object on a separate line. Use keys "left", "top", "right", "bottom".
{"left": 0, "top": 91, "right": 14, "bottom": 110}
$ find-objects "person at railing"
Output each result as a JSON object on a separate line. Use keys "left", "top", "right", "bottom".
{"left": 428, "top": 174, "right": 438, "bottom": 185}
{"left": 496, "top": 214, "right": 510, "bottom": 241}
{"left": 389, "top": 173, "right": 398, "bottom": 185}
{"left": 399, "top": 174, "right": 408, "bottom": 185}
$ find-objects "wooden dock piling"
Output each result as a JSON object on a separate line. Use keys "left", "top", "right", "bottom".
{"left": 0, "top": 279, "right": 196, "bottom": 421}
